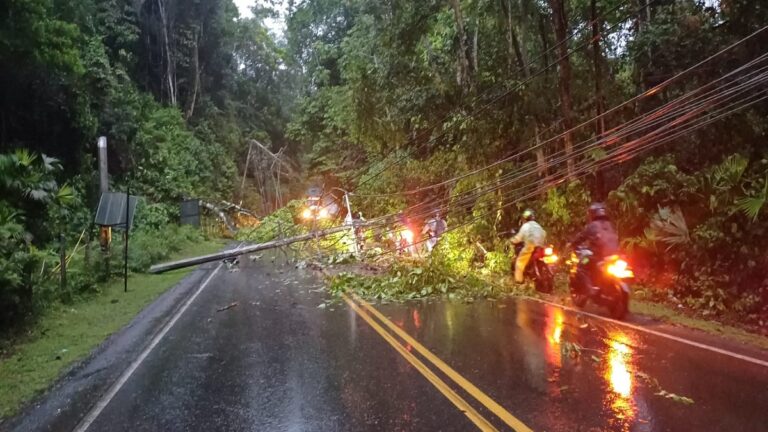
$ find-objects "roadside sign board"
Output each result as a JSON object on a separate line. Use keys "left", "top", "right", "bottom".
{"left": 95, "top": 192, "right": 139, "bottom": 230}
{"left": 180, "top": 199, "right": 201, "bottom": 227}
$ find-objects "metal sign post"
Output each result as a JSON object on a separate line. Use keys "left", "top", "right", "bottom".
{"left": 124, "top": 186, "right": 130, "bottom": 292}
{"left": 95, "top": 191, "right": 139, "bottom": 292}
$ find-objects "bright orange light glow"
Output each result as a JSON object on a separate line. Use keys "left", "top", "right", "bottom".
{"left": 549, "top": 309, "right": 564, "bottom": 344}
{"left": 318, "top": 208, "right": 329, "bottom": 219}
{"left": 603, "top": 331, "right": 636, "bottom": 427}
{"left": 609, "top": 351, "right": 632, "bottom": 397}
{"left": 606, "top": 258, "right": 634, "bottom": 279}
{"left": 606, "top": 337, "right": 633, "bottom": 397}
{"left": 545, "top": 308, "right": 564, "bottom": 369}
{"left": 544, "top": 247, "right": 554, "bottom": 256}
{"left": 402, "top": 229, "right": 414, "bottom": 243}
{"left": 412, "top": 310, "right": 421, "bottom": 329}
{"left": 302, "top": 208, "right": 312, "bottom": 219}
{"left": 542, "top": 254, "right": 559, "bottom": 264}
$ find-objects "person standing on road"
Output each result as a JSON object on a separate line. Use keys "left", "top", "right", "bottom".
{"left": 353, "top": 212, "right": 366, "bottom": 252}
{"left": 422, "top": 210, "right": 448, "bottom": 253}
{"left": 511, "top": 209, "right": 546, "bottom": 283}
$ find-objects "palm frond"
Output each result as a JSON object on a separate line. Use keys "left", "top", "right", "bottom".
{"left": 650, "top": 206, "right": 690, "bottom": 250}
{"left": 711, "top": 154, "right": 748, "bottom": 191}
{"left": 14, "top": 148, "right": 36, "bottom": 167}
{"left": 27, "top": 189, "right": 50, "bottom": 202}
{"left": 736, "top": 175, "right": 768, "bottom": 221}
{"left": 41, "top": 154, "right": 62, "bottom": 172}
{"left": 55, "top": 184, "right": 75, "bottom": 204}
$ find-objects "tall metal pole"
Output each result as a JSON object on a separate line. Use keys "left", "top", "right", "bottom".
{"left": 342, "top": 191, "right": 358, "bottom": 255}
{"left": 124, "top": 186, "right": 130, "bottom": 293}
{"left": 344, "top": 193, "right": 353, "bottom": 223}
{"left": 239, "top": 141, "right": 253, "bottom": 206}
{"left": 98, "top": 137, "right": 110, "bottom": 278}
{"left": 98, "top": 137, "right": 108, "bottom": 193}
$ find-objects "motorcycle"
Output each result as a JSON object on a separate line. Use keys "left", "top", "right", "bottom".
{"left": 567, "top": 246, "right": 633, "bottom": 319}
{"left": 391, "top": 225, "right": 417, "bottom": 256}
{"left": 513, "top": 243, "right": 558, "bottom": 293}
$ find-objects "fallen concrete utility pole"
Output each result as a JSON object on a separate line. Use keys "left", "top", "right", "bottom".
{"left": 149, "top": 224, "right": 352, "bottom": 274}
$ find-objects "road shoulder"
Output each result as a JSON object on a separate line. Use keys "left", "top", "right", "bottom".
{"left": 0, "top": 260, "right": 220, "bottom": 432}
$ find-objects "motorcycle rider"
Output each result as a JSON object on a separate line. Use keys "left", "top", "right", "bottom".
{"left": 570, "top": 202, "right": 620, "bottom": 295}
{"left": 511, "top": 209, "right": 547, "bottom": 284}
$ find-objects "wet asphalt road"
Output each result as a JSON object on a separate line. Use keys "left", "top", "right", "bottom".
{"left": 6, "top": 253, "right": 768, "bottom": 431}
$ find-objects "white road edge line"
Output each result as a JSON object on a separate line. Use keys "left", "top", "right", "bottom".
{"left": 524, "top": 296, "right": 768, "bottom": 368}
{"left": 74, "top": 263, "right": 223, "bottom": 432}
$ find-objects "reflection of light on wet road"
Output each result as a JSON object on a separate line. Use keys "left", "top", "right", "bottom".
{"left": 412, "top": 309, "right": 421, "bottom": 329}
{"left": 608, "top": 338, "right": 632, "bottom": 397}
{"left": 604, "top": 331, "right": 637, "bottom": 428}
{"left": 547, "top": 308, "right": 564, "bottom": 345}
{"left": 545, "top": 308, "right": 564, "bottom": 369}
{"left": 445, "top": 307, "right": 455, "bottom": 337}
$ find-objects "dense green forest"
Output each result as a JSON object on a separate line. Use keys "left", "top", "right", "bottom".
{"left": 2, "top": 0, "right": 768, "bottom": 328}
{"left": 281, "top": 0, "right": 768, "bottom": 324}
{"left": 0, "top": 0, "right": 293, "bottom": 327}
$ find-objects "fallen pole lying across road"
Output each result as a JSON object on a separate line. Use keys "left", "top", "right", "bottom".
{"left": 149, "top": 224, "right": 353, "bottom": 274}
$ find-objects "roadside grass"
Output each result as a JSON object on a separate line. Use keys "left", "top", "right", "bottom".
{"left": 0, "top": 239, "right": 225, "bottom": 420}
{"left": 629, "top": 299, "right": 768, "bottom": 351}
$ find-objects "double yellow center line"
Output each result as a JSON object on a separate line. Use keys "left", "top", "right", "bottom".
{"left": 342, "top": 294, "right": 533, "bottom": 432}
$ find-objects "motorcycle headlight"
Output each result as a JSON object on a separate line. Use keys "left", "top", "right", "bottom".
{"left": 318, "top": 208, "right": 329, "bottom": 219}
{"left": 302, "top": 208, "right": 312, "bottom": 219}
{"left": 606, "top": 259, "right": 634, "bottom": 279}
{"left": 402, "top": 229, "right": 414, "bottom": 243}
{"left": 543, "top": 254, "right": 558, "bottom": 264}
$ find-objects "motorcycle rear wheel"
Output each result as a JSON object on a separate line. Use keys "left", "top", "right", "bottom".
{"left": 534, "top": 261, "right": 554, "bottom": 293}
{"left": 571, "top": 292, "right": 588, "bottom": 308}
{"left": 610, "top": 289, "right": 629, "bottom": 320}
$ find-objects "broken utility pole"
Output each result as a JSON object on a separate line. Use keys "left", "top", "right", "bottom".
{"left": 149, "top": 224, "right": 354, "bottom": 274}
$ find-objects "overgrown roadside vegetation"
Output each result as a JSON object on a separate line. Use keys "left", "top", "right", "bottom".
{"left": 0, "top": 238, "right": 224, "bottom": 420}
{"left": 1, "top": 2, "right": 295, "bottom": 418}
{"left": 1, "top": 0, "right": 296, "bottom": 346}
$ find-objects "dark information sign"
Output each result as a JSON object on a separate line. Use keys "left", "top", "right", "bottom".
{"left": 180, "top": 199, "right": 200, "bottom": 227}
{"left": 95, "top": 192, "right": 139, "bottom": 230}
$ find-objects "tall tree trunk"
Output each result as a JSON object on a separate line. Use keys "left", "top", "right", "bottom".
{"left": 591, "top": 0, "right": 605, "bottom": 137}
{"left": 548, "top": 0, "right": 575, "bottom": 177}
{"left": 157, "top": 0, "right": 176, "bottom": 105}
{"left": 538, "top": 12, "right": 551, "bottom": 73}
{"left": 591, "top": 0, "right": 606, "bottom": 197}
{"left": 185, "top": 27, "right": 200, "bottom": 119}
{"left": 502, "top": 0, "right": 528, "bottom": 76}
{"left": 472, "top": 17, "right": 479, "bottom": 74}
{"left": 449, "top": 0, "right": 473, "bottom": 92}
{"left": 534, "top": 122, "right": 547, "bottom": 179}
{"left": 632, "top": 0, "right": 652, "bottom": 107}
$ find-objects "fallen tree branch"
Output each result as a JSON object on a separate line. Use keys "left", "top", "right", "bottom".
{"left": 217, "top": 302, "right": 239, "bottom": 312}
{"left": 198, "top": 199, "right": 237, "bottom": 234}
{"left": 219, "top": 200, "right": 258, "bottom": 217}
